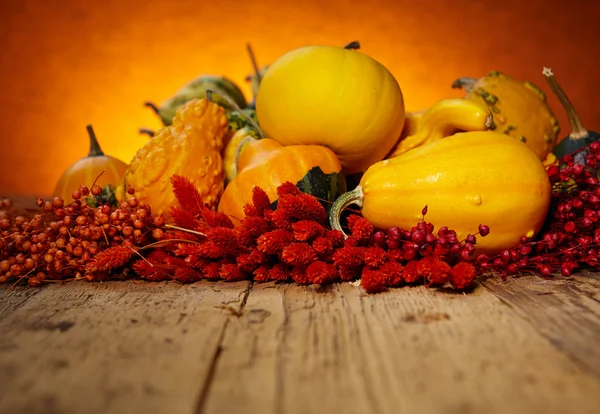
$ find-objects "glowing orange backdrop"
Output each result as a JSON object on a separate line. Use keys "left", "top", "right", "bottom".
{"left": 1, "top": 0, "right": 599, "bottom": 196}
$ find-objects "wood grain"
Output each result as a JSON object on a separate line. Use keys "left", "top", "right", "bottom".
{"left": 201, "top": 281, "right": 600, "bottom": 414}
{"left": 483, "top": 273, "right": 600, "bottom": 379}
{"left": 0, "top": 280, "right": 250, "bottom": 414}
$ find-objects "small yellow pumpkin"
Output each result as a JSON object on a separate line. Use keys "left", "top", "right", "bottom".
{"left": 387, "top": 98, "right": 492, "bottom": 158}
{"left": 453, "top": 71, "right": 560, "bottom": 161}
{"left": 256, "top": 41, "right": 405, "bottom": 174}
{"left": 330, "top": 131, "right": 551, "bottom": 255}
{"left": 53, "top": 125, "right": 128, "bottom": 205}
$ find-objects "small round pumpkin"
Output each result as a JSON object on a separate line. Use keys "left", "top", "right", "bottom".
{"left": 330, "top": 131, "right": 552, "bottom": 256}
{"left": 453, "top": 71, "right": 560, "bottom": 161}
{"left": 256, "top": 41, "right": 405, "bottom": 175}
{"left": 218, "top": 137, "right": 345, "bottom": 224}
{"left": 53, "top": 125, "right": 128, "bottom": 205}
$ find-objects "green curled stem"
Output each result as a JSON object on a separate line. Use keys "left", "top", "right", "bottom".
{"left": 233, "top": 135, "right": 258, "bottom": 177}
{"left": 329, "top": 186, "right": 364, "bottom": 238}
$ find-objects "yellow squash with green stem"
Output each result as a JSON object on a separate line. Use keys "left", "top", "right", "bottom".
{"left": 330, "top": 131, "right": 552, "bottom": 255}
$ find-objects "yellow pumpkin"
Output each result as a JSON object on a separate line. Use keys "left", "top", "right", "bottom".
{"left": 256, "top": 41, "right": 405, "bottom": 174}
{"left": 453, "top": 71, "right": 560, "bottom": 161}
{"left": 125, "top": 98, "right": 228, "bottom": 220}
{"left": 387, "top": 98, "right": 492, "bottom": 158}
{"left": 53, "top": 125, "right": 128, "bottom": 204}
{"left": 218, "top": 138, "right": 344, "bottom": 225}
{"left": 330, "top": 131, "right": 551, "bottom": 255}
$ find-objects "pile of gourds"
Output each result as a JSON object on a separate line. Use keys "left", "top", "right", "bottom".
{"left": 53, "top": 41, "right": 598, "bottom": 256}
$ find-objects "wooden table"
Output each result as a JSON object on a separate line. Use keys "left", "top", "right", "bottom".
{"left": 1, "top": 272, "right": 600, "bottom": 414}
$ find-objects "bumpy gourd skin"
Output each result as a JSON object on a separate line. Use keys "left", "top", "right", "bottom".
{"left": 361, "top": 131, "right": 552, "bottom": 255}
{"left": 455, "top": 71, "right": 560, "bottom": 161}
{"left": 125, "top": 98, "right": 229, "bottom": 220}
{"left": 256, "top": 45, "right": 405, "bottom": 175}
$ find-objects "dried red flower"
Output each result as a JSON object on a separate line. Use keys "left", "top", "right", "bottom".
{"left": 363, "top": 246, "right": 387, "bottom": 267}
{"left": 174, "top": 267, "right": 203, "bottom": 283}
{"left": 86, "top": 245, "right": 135, "bottom": 272}
{"left": 403, "top": 260, "right": 421, "bottom": 283}
{"left": 268, "top": 263, "right": 291, "bottom": 281}
{"left": 257, "top": 229, "right": 295, "bottom": 255}
{"left": 450, "top": 262, "right": 477, "bottom": 290}
{"left": 201, "top": 262, "right": 222, "bottom": 280}
{"left": 280, "top": 242, "right": 316, "bottom": 267}
{"left": 170, "top": 207, "right": 202, "bottom": 231}
{"left": 252, "top": 186, "right": 273, "bottom": 216}
{"left": 220, "top": 263, "right": 247, "bottom": 281}
{"left": 170, "top": 174, "right": 204, "bottom": 215}
{"left": 360, "top": 266, "right": 387, "bottom": 293}
{"left": 306, "top": 261, "right": 337, "bottom": 284}
{"left": 293, "top": 220, "right": 326, "bottom": 241}
{"left": 380, "top": 261, "right": 404, "bottom": 286}
{"left": 291, "top": 266, "right": 309, "bottom": 285}
{"left": 276, "top": 182, "right": 301, "bottom": 197}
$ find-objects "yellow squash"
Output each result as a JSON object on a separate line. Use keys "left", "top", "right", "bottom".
{"left": 256, "top": 41, "right": 405, "bottom": 174}
{"left": 125, "top": 98, "right": 229, "bottom": 220}
{"left": 387, "top": 98, "right": 492, "bottom": 158}
{"left": 453, "top": 71, "right": 560, "bottom": 160}
{"left": 330, "top": 131, "right": 551, "bottom": 255}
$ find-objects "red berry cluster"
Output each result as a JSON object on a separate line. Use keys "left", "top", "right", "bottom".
{"left": 0, "top": 184, "right": 164, "bottom": 286}
{"left": 478, "top": 142, "right": 600, "bottom": 278}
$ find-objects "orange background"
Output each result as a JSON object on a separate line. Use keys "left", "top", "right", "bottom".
{"left": 1, "top": 0, "right": 599, "bottom": 196}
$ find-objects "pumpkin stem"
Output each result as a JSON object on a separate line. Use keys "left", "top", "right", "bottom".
{"left": 329, "top": 186, "right": 364, "bottom": 238}
{"left": 246, "top": 43, "right": 262, "bottom": 85}
{"left": 144, "top": 101, "right": 161, "bottom": 117}
{"left": 138, "top": 128, "right": 155, "bottom": 138}
{"left": 542, "top": 67, "right": 588, "bottom": 140}
{"left": 344, "top": 41, "right": 360, "bottom": 50}
{"left": 233, "top": 135, "right": 258, "bottom": 177}
{"left": 451, "top": 77, "right": 478, "bottom": 93}
{"left": 206, "top": 89, "right": 264, "bottom": 138}
{"left": 86, "top": 125, "right": 104, "bottom": 157}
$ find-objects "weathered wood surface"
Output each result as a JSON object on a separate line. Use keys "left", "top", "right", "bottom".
{"left": 1, "top": 275, "right": 600, "bottom": 414}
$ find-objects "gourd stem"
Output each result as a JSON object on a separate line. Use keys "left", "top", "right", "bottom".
{"left": 246, "top": 43, "right": 262, "bottom": 85}
{"left": 328, "top": 186, "right": 364, "bottom": 238}
{"left": 451, "top": 77, "right": 478, "bottom": 93}
{"left": 144, "top": 102, "right": 161, "bottom": 116}
{"left": 344, "top": 41, "right": 360, "bottom": 50}
{"left": 86, "top": 125, "right": 104, "bottom": 157}
{"left": 542, "top": 67, "right": 588, "bottom": 139}
{"left": 233, "top": 135, "right": 258, "bottom": 177}
{"left": 138, "top": 128, "right": 155, "bottom": 138}
{"left": 206, "top": 89, "right": 264, "bottom": 138}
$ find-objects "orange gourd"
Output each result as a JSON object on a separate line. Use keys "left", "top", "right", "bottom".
{"left": 453, "top": 71, "right": 560, "bottom": 161}
{"left": 330, "top": 131, "right": 551, "bottom": 255}
{"left": 218, "top": 137, "right": 345, "bottom": 224}
{"left": 53, "top": 125, "right": 128, "bottom": 205}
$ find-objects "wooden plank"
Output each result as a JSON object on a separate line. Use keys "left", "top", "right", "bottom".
{"left": 0, "top": 285, "right": 43, "bottom": 317}
{"left": 483, "top": 273, "right": 600, "bottom": 379}
{"left": 201, "top": 282, "right": 600, "bottom": 414}
{"left": 0, "top": 280, "right": 251, "bottom": 414}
